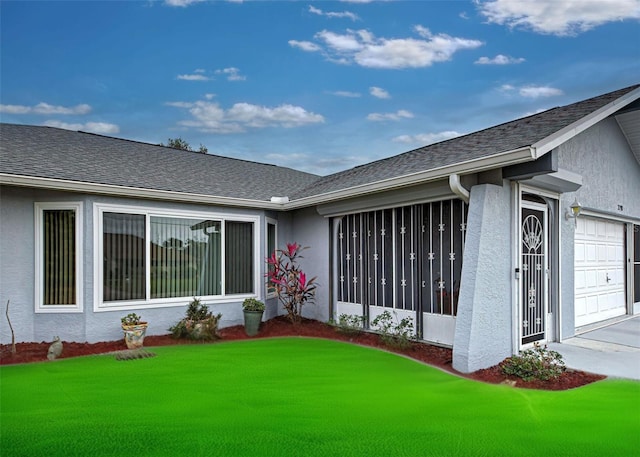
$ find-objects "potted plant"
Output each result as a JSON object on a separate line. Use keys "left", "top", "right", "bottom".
{"left": 169, "top": 298, "right": 221, "bottom": 340}
{"left": 121, "top": 313, "right": 148, "bottom": 349}
{"left": 242, "top": 298, "right": 265, "bottom": 336}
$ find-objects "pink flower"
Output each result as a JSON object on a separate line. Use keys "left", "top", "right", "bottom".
{"left": 266, "top": 252, "right": 279, "bottom": 265}
{"left": 299, "top": 272, "right": 307, "bottom": 288}
{"left": 286, "top": 242, "right": 299, "bottom": 257}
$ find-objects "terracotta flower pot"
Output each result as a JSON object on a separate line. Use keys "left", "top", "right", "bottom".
{"left": 122, "top": 323, "right": 148, "bottom": 349}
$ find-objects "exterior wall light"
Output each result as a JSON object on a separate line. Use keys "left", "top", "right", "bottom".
{"left": 565, "top": 197, "right": 582, "bottom": 225}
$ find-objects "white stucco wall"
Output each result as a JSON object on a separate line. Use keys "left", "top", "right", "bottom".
{"left": 452, "top": 182, "right": 514, "bottom": 373}
{"left": 290, "top": 207, "right": 330, "bottom": 323}
{"left": 0, "top": 186, "right": 292, "bottom": 344}
{"left": 557, "top": 117, "right": 640, "bottom": 337}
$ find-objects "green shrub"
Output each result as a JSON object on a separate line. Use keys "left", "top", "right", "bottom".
{"left": 371, "top": 311, "right": 415, "bottom": 349}
{"left": 242, "top": 298, "right": 265, "bottom": 312}
{"left": 170, "top": 298, "right": 222, "bottom": 340}
{"left": 500, "top": 342, "right": 566, "bottom": 381}
{"left": 333, "top": 313, "right": 365, "bottom": 335}
{"left": 121, "top": 313, "right": 143, "bottom": 326}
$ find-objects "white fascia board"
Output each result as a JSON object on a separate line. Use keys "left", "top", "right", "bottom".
{"left": 0, "top": 174, "right": 284, "bottom": 210}
{"left": 532, "top": 87, "right": 640, "bottom": 159}
{"left": 2, "top": 145, "right": 535, "bottom": 211}
{"left": 285, "top": 146, "right": 535, "bottom": 209}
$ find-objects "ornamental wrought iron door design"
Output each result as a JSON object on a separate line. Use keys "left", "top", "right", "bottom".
{"left": 521, "top": 205, "right": 547, "bottom": 345}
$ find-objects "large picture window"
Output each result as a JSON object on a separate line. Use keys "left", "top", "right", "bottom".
{"left": 35, "top": 202, "right": 83, "bottom": 312}
{"left": 96, "top": 204, "right": 258, "bottom": 309}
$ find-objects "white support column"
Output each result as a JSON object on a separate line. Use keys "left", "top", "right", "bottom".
{"left": 452, "top": 183, "right": 514, "bottom": 373}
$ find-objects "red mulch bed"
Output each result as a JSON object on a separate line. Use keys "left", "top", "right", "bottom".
{"left": 0, "top": 316, "right": 605, "bottom": 390}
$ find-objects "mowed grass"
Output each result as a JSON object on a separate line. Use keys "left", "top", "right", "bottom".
{"left": 2, "top": 338, "right": 639, "bottom": 457}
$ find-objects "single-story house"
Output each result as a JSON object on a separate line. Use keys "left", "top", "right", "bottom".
{"left": 1, "top": 84, "right": 639, "bottom": 373}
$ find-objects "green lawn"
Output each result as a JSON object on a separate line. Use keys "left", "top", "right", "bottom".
{"left": 2, "top": 337, "right": 639, "bottom": 457}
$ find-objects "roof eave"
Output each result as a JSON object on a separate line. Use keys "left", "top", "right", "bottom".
{"left": 0, "top": 174, "right": 285, "bottom": 210}
{"left": 532, "top": 86, "right": 640, "bottom": 158}
{"left": 284, "top": 146, "right": 535, "bottom": 210}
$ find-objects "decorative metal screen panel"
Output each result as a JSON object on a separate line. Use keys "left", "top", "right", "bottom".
{"left": 521, "top": 207, "right": 546, "bottom": 344}
{"left": 337, "top": 200, "right": 467, "bottom": 319}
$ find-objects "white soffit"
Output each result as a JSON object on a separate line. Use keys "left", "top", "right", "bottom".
{"left": 616, "top": 109, "right": 640, "bottom": 165}
{"left": 523, "top": 168, "right": 583, "bottom": 193}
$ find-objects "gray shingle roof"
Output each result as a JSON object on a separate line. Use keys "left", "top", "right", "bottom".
{"left": 2, "top": 84, "right": 637, "bottom": 206}
{"left": 0, "top": 124, "right": 320, "bottom": 202}
{"left": 292, "top": 84, "right": 639, "bottom": 199}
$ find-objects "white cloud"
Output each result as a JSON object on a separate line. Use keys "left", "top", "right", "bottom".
{"left": 44, "top": 120, "right": 120, "bottom": 134}
{"left": 308, "top": 5, "right": 359, "bottom": 21}
{"left": 215, "top": 67, "right": 246, "bottom": 81}
{"left": 476, "top": 0, "right": 640, "bottom": 36}
{"left": 168, "top": 98, "right": 325, "bottom": 133}
{"left": 288, "top": 40, "right": 322, "bottom": 52}
{"left": 392, "top": 130, "right": 462, "bottom": 145}
{"left": 177, "top": 73, "right": 211, "bottom": 81}
{"left": 164, "top": 0, "right": 205, "bottom": 7}
{"left": 519, "top": 85, "right": 564, "bottom": 98}
{"left": 367, "top": 110, "right": 413, "bottom": 121}
{"left": 370, "top": 86, "right": 390, "bottom": 99}
{"left": 316, "top": 29, "right": 364, "bottom": 52}
{"left": 0, "top": 102, "right": 92, "bottom": 115}
{"left": 475, "top": 54, "right": 525, "bottom": 65}
{"left": 295, "top": 26, "right": 483, "bottom": 69}
{"left": 0, "top": 104, "right": 31, "bottom": 114}
{"left": 327, "top": 90, "right": 361, "bottom": 97}
{"left": 499, "top": 83, "right": 564, "bottom": 98}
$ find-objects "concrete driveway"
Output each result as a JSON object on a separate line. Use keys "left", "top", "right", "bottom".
{"left": 548, "top": 316, "right": 640, "bottom": 380}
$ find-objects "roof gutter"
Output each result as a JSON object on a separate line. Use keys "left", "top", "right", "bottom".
{"left": 285, "top": 146, "right": 534, "bottom": 210}
{"left": 448, "top": 173, "right": 470, "bottom": 203}
{"left": 0, "top": 174, "right": 287, "bottom": 210}
{"left": 1, "top": 146, "right": 536, "bottom": 211}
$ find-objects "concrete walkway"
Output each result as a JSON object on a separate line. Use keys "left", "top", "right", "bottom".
{"left": 548, "top": 315, "right": 640, "bottom": 381}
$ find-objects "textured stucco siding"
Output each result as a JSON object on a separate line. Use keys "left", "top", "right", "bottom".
{"left": 0, "top": 186, "right": 290, "bottom": 344}
{"left": 556, "top": 117, "right": 640, "bottom": 338}
{"left": 290, "top": 207, "right": 330, "bottom": 323}
{"left": 453, "top": 182, "right": 514, "bottom": 373}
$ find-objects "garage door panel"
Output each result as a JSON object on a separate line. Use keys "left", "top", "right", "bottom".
{"left": 612, "top": 268, "right": 625, "bottom": 286}
{"left": 575, "top": 217, "right": 626, "bottom": 328}
{"left": 575, "top": 296, "right": 586, "bottom": 316}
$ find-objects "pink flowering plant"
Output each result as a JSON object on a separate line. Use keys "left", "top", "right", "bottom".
{"left": 266, "top": 242, "right": 317, "bottom": 324}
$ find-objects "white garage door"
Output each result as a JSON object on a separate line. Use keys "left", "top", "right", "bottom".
{"left": 574, "top": 217, "right": 626, "bottom": 327}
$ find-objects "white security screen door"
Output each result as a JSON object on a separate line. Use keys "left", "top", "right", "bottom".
{"left": 521, "top": 203, "right": 548, "bottom": 345}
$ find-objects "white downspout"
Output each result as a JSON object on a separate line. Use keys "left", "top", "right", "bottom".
{"left": 449, "top": 173, "right": 470, "bottom": 203}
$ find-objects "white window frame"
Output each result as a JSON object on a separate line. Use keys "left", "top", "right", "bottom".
{"left": 94, "top": 203, "right": 261, "bottom": 312}
{"left": 34, "top": 202, "right": 84, "bottom": 313}
{"left": 266, "top": 218, "right": 278, "bottom": 298}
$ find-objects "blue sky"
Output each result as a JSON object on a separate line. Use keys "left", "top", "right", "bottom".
{"left": 1, "top": 0, "right": 639, "bottom": 176}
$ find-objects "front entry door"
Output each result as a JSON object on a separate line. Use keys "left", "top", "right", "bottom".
{"left": 521, "top": 203, "right": 548, "bottom": 345}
